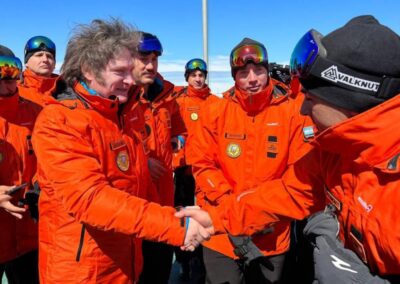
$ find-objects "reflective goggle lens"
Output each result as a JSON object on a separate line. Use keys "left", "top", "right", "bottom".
{"left": 290, "top": 30, "right": 320, "bottom": 77}
{"left": 231, "top": 44, "right": 268, "bottom": 68}
{"left": 186, "top": 59, "right": 207, "bottom": 72}
{"left": 0, "top": 56, "right": 22, "bottom": 80}
{"left": 25, "top": 36, "right": 56, "bottom": 53}
{"left": 138, "top": 38, "right": 163, "bottom": 56}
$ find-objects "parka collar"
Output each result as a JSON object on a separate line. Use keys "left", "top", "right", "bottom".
{"left": 0, "top": 92, "right": 19, "bottom": 114}
{"left": 21, "top": 69, "right": 58, "bottom": 94}
{"left": 315, "top": 95, "right": 400, "bottom": 171}
{"left": 233, "top": 79, "right": 274, "bottom": 115}
{"left": 186, "top": 85, "right": 211, "bottom": 99}
{"left": 73, "top": 82, "right": 119, "bottom": 115}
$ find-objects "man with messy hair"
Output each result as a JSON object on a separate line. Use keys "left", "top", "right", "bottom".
{"left": 32, "top": 19, "right": 212, "bottom": 284}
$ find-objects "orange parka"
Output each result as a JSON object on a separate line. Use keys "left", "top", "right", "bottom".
{"left": 210, "top": 95, "right": 400, "bottom": 277}
{"left": 135, "top": 75, "right": 186, "bottom": 206}
{"left": 32, "top": 82, "right": 186, "bottom": 283}
{"left": 190, "top": 79, "right": 315, "bottom": 259}
{"left": 172, "top": 85, "right": 220, "bottom": 169}
{"left": 121, "top": 85, "right": 161, "bottom": 204}
{"left": 18, "top": 69, "right": 58, "bottom": 106}
{"left": 0, "top": 93, "right": 40, "bottom": 264}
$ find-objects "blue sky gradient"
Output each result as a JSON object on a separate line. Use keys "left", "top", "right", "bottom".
{"left": 2, "top": 0, "right": 399, "bottom": 94}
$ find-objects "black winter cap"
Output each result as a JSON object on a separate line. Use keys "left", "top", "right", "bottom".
{"left": 0, "top": 45, "right": 15, "bottom": 57}
{"left": 301, "top": 15, "right": 400, "bottom": 112}
{"left": 230, "top": 37, "right": 269, "bottom": 78}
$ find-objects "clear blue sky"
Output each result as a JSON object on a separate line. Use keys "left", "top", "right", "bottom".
{"left": 2, "top": 0, "right": 399, "bottom": 93}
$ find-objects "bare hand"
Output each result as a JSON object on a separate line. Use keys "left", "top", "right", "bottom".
{"left": 148, "top": 158, "right": 168, "bottom": 182}
{"left": 176, "top": 207, "right": 215, "bottom": 251}
{"left": 180, "top": 217, "right": 212, "bottom": 251}
{"left": 0, "top": 185, "right": 26, "bottom": 219}
{"left": 175, "top": 207, "right": 214, "bottom": 235}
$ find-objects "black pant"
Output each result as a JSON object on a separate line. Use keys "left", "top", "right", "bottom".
{"left": 174, "top": 166, "right": 197, "bottom": 265}
{"left": 139, "top": 240, "right": 174, "bottom": 284}
{"left": 203, "top": 247, "right": 285, "bottom": 284}
{"left": 281, "top": 220, "right": 314, "bottom": 284}
{"left": 0, "top": 250, "right": 39, "bottom": 284}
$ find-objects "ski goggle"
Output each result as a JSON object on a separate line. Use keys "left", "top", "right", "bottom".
{"left": 0, "top": 56, "right": 22, "bottom": 80}
{"left": 290, "top": 29, "right": 400, "bottom": 99}
{"left": 185, "top": 58, "right": 207, "bottom": 72}
{"left": 138, "top": 36, "right": 163, "bottom": 56}
{"left": 25, "top": 36, "right": 56, "bottom": 55}
{"left": 230, "top": 44, "right": 268, "bottom": 68}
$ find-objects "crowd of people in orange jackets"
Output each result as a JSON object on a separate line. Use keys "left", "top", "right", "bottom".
{"left": 0, "top": 14, "right": 399, "bottom": 284}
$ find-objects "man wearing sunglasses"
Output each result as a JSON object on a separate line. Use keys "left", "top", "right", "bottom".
{"left": 0, "top": 44, "right": 41, "bottom": 284}
{"left": 187, "top": 38, "right": 315, "bottom": 283}
{"left": 30, "top": 20, "right": 211, "bottom": 284}
{"left": 18, "top": 36, "right": 59, "bottom": 106}
{"left": 178, "top": 15, "right": 400, "bottom": 283}
{"left": 129, "top": 31, "right": 186, "bottom": 284}
{"left": 172, "top": 58, "right": 219, "bottom": 281}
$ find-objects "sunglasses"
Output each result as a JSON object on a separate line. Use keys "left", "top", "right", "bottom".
{"left": 25, "top": 36, "right": 56, "bottom": 55}
{"left": 290, "top": 29, "right": 400, "bottom": 99}
{"left": 186, "top": 58, "right": 207, "bottom": 72}
{"left": 0, "top": 56, "right": 22, "bottom": 80}
{"left": 138, "top": 37, "right": 163, "bottom": 56}
{"left": 230, "top": 44, "right": 268, "bottom": 68}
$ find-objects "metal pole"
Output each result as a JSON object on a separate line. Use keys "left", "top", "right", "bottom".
{"left": 202, "top": 0, "right": 209, "bottom": 85}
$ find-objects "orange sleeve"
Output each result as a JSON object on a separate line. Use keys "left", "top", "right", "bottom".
{"left": 188, "top": 102, "right": 232, "bottom": 205}
{"left": 287, "top": 93, "right": 315, "bottom": 165}
{"left": 211, "top": 148, "right": 326, "bottom": 235}
{"left": 170, "top": 99, "right": 187, "bottom": 138}
{"left": 32, "top": 108, "right": 185, "bottom": 246}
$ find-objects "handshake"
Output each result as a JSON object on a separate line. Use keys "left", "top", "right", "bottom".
{"left": 175, "top": 206, "right": 215, "bottom": 252}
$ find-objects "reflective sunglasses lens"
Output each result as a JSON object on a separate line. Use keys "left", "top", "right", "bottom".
{"left": 290, "top": 30, "right": 319, "bottom": 77}
{"left": 0, "top": 56, "right": 22, "bottom": 80}
{"left": 231, "top": 44, "right": 267, "bottom": 68}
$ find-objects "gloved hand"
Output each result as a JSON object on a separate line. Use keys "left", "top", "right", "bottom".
{"left": 303, "top": 207, "right": 339, "bottom": 243}
{"left": 18, "top": 183, "right": 40, "bottom": 222}
{"left": 228, "top": 235, "right": 273, "bottom": 270}
{"left": 312, "top": 235, "right": 389, "bottom": 284}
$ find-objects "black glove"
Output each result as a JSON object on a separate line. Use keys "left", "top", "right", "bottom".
{"left": 303, "top": 207, "right": 339, "bottom": 243}
{"left": 18, "top": 182, "right": 40, "bottom": 222}
{"left": 228, "top": 235, "right": 273, "bottom": 270}
{"left": 312, "top": 235, "right": 389, "bottom": 284}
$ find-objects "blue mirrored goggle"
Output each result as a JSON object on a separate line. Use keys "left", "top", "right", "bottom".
{"left": 138, "top": 37, "right": 163, "bottom": 56}
{"left": 186, "top": 58, "right": 207, "bottom": 72}
{"left": 290, "top": 29, "right": 400, "bottom": 99}
{"left": 290, "top": 30, "right": 324, "bottom": 78}
{"left": 25, "top": 36, "right": 56, "bottom": 55}
{"left": 0, "top": 56, "right": 22, "bottom": 80}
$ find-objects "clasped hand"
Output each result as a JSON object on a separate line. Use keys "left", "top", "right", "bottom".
{"left": 175, "top": 206, "right": 215, "bottom": 251}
